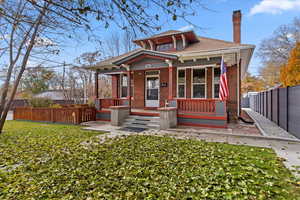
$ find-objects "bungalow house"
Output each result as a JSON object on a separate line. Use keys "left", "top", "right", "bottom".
{"left": 89, "top": 10, "right": 255, "bottom": 129}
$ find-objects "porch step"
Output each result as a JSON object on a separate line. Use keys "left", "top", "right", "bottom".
{"left": 127, "top": 115, "right": 160, "bottom": 122}
{"left": 122, "top": 115, "right": 160, "bottom": 129}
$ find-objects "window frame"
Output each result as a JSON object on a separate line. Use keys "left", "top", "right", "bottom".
{"left": 191, "top": 67, "right": 207, "bottom": 99}
{"left": 212, "top": 66, "right": 221, "bottom": 99}
{"left": 119, "top": 73, "right": 128, "bottom": 99}
{"left": 156, "top": 43, "right": 173, "bottom": 51}
{"left": 177, "top": 68, "right": 186, "bottom": 99}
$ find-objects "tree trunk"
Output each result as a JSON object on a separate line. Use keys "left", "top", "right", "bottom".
{"left": 0, "top": 5, "right": 46, "bottom": 134}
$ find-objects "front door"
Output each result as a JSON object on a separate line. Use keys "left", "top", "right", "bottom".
{"left": 145, "top": 75, "right": 159, "bottom": 107}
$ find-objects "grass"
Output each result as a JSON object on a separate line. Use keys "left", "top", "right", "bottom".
{"left": 0, "top": 121, "right": 299, "bottom": 199}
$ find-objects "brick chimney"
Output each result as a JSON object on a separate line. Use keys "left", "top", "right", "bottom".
{"left": 232, "top": 10, "right": 241, "bottom": 43}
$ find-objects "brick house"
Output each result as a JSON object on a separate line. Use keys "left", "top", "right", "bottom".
{"left": 90, "top": 10, "right": 255, "bottom": 129}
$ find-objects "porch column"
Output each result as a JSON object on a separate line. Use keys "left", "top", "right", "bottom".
{"left": 122, "top": 64, "right": 131, "bottom": 112}
{"left": 94, "top": 71, "right": 99, "bottom": 98}
{"left": 166, "top": 59, "right": 174, "bottom": 100}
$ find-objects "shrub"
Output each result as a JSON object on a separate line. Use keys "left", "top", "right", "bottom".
{"left": 28, "top": 97, "right": 53, "bottom": 108}
{"left": 49, "top": 104, "right": 62, "bottom": 108}
{"left": 87, "top": 98, "right": 95, "bottom": 107}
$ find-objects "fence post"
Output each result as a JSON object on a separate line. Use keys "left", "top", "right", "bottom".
{"left": 51, "top": 108, "right": 54, "bottom": 123}
{"left": 262, "top": 92, "right": 264, "bottom": 115}
{"left": 30, "top": 108, "right": 33, "bottom": 121}
{"left": 277, "top": 88, "right": 280, "bottom": 126}
{"left": 286, "top": 86, "right": 289, "bottom": 132}
{"left": 266, "top": 91, "right": 268, "bottom": 118}
{"left": 270, "top": 90, "right": 273, "bottom": 121}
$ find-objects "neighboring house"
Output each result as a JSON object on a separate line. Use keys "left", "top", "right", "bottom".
{"left": 34, "top": 90, "right": 66, "bottom": 100}
{"left": 89, "top": 10, "right": 255, "bottom": 128}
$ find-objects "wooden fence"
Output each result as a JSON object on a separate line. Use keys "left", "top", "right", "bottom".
{"left": 14, "top": 107, "right": 96, "bottom": 124}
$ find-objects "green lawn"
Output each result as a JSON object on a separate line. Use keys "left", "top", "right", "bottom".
{"left": 0, "top": 121, "right": 299, "bottom": 199}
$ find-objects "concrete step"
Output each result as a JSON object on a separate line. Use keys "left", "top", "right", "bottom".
{"left": 124, "top": 118, "right": 160, "bottom": 124}
{"left": 123, "top": 122, "right": 160, "bottom": 129}
{"left": 124, "top": 119, "right": 159, "bottom": 126}
{"left": 127, "top": 115, "right": 160, "bottom": 121}
{"left": 122, "top": 115, "right": 160, "bottom": 129}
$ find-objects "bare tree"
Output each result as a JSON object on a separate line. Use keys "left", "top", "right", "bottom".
{"left": 257, "top": 17, "right": 300, "bottom": 65}
{"left": 123, "top": 30, "right": 136, "bottom": 53}
{"left": 74, "top": 51, "right": 101, "bottom": 103}
{"left": 0, "top": 0, "right": 203, "bottom": 134}
{"left": 256, "top": 17, "right": 300, "bottom": 88}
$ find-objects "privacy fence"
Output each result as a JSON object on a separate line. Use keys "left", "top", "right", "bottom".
{"left": 250, "top": 85, "right": 300, "bottom": 139}
{"left": 10, "top": 99, "right": 75, "bottom": 110}
{"left": 14, "top": 107, "right": 96, "bottom": 124}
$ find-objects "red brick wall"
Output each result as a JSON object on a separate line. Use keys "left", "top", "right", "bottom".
{"left": 111, "top": 75, "right": 119, "bottom": 98}
{"left": 227, "top": 65, "right": 238, "bottom": 121}
{"left": 186, "top": 68, "right": 191, "bottom": 98}
{"left": 132, "top": 70, "right": 145, "bottom": 108}
{"left": 172, "top": 67, "right": 177, "bottom": 98}
{"left": 109, "top": 65, "right": 239, "bottom": 121}
{"left": 160, "top": 68, "right": 169, "bottom": 107}
{"left": 206, "top": 67, "right": 213, "bottom": 99}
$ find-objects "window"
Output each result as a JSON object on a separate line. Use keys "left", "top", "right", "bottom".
{"left": 213, "top": 67, "right": 221, "bottom": 98}
{"left": 156, "top": 43, "right": 173, "bottom": 51}
{"left": 177, "top": 69, "right": 186, "bottom": 98}
{"left": 120, "top": 74, "right": 128, "bottom": 98}
{"left": 192, "top": 68, "right": 206, "bottom": 98}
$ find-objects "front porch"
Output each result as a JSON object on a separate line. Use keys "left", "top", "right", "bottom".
{"left": 95, "top": 98, "right": 227, "bottom": 128}
{"left": 92, "top": 50, "right": 235, "bottom": 129}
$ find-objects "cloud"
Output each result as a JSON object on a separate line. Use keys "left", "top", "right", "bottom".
{"left": 249, "top": 0, "right": 300, "bottom": 15}
{"left": 179, "top": 25, "right": 194, "bottom": 31}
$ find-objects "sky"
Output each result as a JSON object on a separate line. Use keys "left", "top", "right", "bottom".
{"left": 27, "top": 0, "right": 300, "bottom": 76}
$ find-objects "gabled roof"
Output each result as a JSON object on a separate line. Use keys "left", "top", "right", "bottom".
{"left": 174, "top": 36, "right": 254, "bottom": 56}
{"left": 112, "top": 49, "right": 178, "bottom": 65}
{"left": 133, "top": 30, "right": 199, "bottom": 45}
{"left": 152, "top": 30, "right": 182, "bottom": 37}
{"left": 90, "top": 35, "right": 255, "bottom": 70}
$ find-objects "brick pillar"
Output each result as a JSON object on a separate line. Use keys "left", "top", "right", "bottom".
{"left": 168, "top": 66, "right": 173, "bottom": 99}
{"left": 206, "top": 67, "right": 213, "bottom": 99}
{"left": 166, "top": 59, "right": 174, "bottom": 100}
{"left": 94, "top": 71, "right": 99, "bottom": 98}
{"left": 186, "top": 68, "right": 191, "bottom": 98}
{"left": 111, "top": 75, "right": 119, "bottom": 98}
{"left": 127, "top": 70, "right": 131, "bottom": 110}
{"left": 232, "top": 10, "right": 241, "bottom": 43}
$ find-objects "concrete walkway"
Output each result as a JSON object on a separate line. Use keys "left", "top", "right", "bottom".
{"left": 82, "top": 122, "right": 300, "bottom": 178}
{"left": 244, "top": 108, "right": 299, "bottom": 140}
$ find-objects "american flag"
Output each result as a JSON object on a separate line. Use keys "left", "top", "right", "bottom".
{"left": 219, "top": 58, "right": 229, "bottom": 100}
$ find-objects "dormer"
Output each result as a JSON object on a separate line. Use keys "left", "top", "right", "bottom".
{"left": 133, "top": 30, "right": 199, "bottom": 52}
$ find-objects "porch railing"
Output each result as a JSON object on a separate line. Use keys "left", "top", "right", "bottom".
{"left": 98, "top": 98, "right": 128, "bottom": 110}
{"left": 176, "top": 99, "right": 223, "bottom": 113}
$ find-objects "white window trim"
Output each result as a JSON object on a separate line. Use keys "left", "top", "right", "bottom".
{"left": 212, "top": 66, "right": 221, "bottom": 99}
{"left": 131, "top": 72, "right": 134, "bottom": 100}
{"left": 119, "top": 73, "right": 128, "bottom": 99}
{"left": 191, "top": 67, "right": 207, "bottom": 99}
{"left": 145, "top": 70, "right": 160, "bottom": 106}
{"left": 177, "top": 68, "right": 186, "bottom": 99}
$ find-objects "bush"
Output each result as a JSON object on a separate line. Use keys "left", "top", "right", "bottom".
{"left": 87, "top": 98, "right": 95, "bottom": 107}
{"left": 28, "top": 97, "right": 53, "bottom": 108}
{"left": 49, "top": 104, "right": 62, "bottom": 108}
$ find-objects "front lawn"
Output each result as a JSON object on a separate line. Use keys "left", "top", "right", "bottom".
{"left": 0, "top": 121, "right": 299, "bottom": 199}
